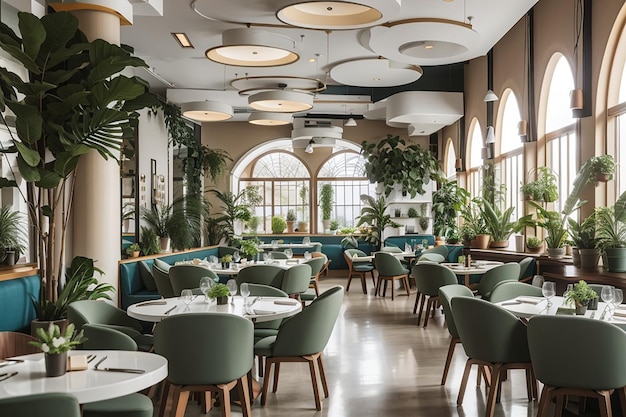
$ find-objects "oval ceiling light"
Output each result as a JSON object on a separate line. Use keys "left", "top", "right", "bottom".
{"left": 330, "top": 58, "right": 422, "bottom": 87}
{"left": 205, "top": 28, "right": 299, "bottom": 67}
{"left": 231, "top": 75, "right": 326, "bottom": 96}
{"left": 367, "top": 19, "right": 480, "bottom": 65}
{"left": 249, "top": 90, "right": 314, "bottom": 113}
{"left": 180, "top": 101, "right": 233, "bottom": 122}
{"left": 276, "top": 0, "right": 401, "bottom": 30}
{"left": 248, "top": 112, "right": 293, "bottom": 126}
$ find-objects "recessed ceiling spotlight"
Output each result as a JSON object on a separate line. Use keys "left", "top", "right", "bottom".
{"left": 424, "top": 44, "right": 434, "bottom": 50}
{"left": 308, "top": 57, "right": 316, "bottom": 63}
{"left": 172, "top": 33, "right": 194, "bottom": 48}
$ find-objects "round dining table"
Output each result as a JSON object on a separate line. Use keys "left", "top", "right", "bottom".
{"left": 127, "top": 295, "right": 302, "bottom": 323}
{"left": 0, "top": 350, "right": 167, "bottom": 404}
{"left": 496, "top": 295, "right": 615, "bottom": 321}
{"left": 440, "top": 261, "right": 504, "bottom": 287}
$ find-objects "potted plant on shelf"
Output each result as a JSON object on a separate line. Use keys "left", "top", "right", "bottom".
{"left": 407, "top": 207, "right": 418, "bottom": 218}
{"left": 568, "top": 214, "right": 599, "bottom": 268}
{"left": 520, "top": 167, "right": 559, "bottom": 202}
{"left": 0, "top": 206, "right": 27, "bottom": 265}
{"left": 29, "top": 322, "right": 85, "bottom": 377}
{"left": 480, "top": 199, "right": 527, "bottom": 249}
{"left": 142, "top": 203, "right": 173, "bottom": 252}
{"left": 431, "top": 180, "right": 469, "bottom": 240}
{"left": 206, "top": 283, "right": 230, "bottom": 305}
{"left": 595, "top": 191, "right": 626, "bottom": 272}
{"left": 298, "top": 184, "right": 309, "bottom": 233}
{"left": 125, "top": 243, "right": 141, "bottom": 259}
{"left": 460, "top": 198, "right": 489, "bottom": 248}
{"left": 271, "top": 215, "right": 287, "bottom": 234}
{"left": 526, "top": 236, "right": 543, "bottom": 253}
{"left": 588, "top": 155, "right": 615, "bottom": 184}
{"left": 320, "top": 183, "right": 334, "bottom": 232}
{"left": 0, "top": 11, "right": 157, "bottom": 318}
{"left": 286, "top": 209, "right": 297, "bottom": 233}
{"left": 565, "top": 280, "right": 599, "bottom": 315}
{"left": 210, "top": 186, "right": 258, "bottom": 244}
{"left": 529, "top": 204, "right": 568, "bottom": 259}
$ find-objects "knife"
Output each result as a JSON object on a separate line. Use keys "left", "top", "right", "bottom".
{"left": 137, "top": 300, "right": 167, "bottom": 307}
{"left": 164, "top": 305, "right": 177, "bottom": 315}
{"left": 0, "top": 372, "right": 18, "bottom": 381}
{"left": 96, "top": 368, "right": 145, "bottom": 374}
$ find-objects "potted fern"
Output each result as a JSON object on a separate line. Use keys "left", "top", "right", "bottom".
{"left": 596, "top": 191, "right": 626, "bottom": 272}
{"left": 565, "top": 280, "right": 598, "bottom": 315}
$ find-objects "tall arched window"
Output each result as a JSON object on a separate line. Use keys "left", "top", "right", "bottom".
{"left": 607, "top": 9, "right": 626, "bottom": 199}
{"left": 467, "top": 118, "right": 484, "bottom": 198}
{"left": 497, "top": 89, "right": 524, "bottom": 220}
{"left": 444, "top": 138, "right": 457, "bottom": 179}
{"left": 317, "top": 151, "right": 373, "bottom": 229}
{"left": 544, "top": 54, "right": 577, "bottom": 214}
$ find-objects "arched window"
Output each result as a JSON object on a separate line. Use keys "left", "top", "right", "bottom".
{"left": 444, "top": 139, "right": 457, "bottom": 179}
{"left": 317, "top": 151, "right": 373, "bottom": 229}
{"left": 544, "top": 54, "right": 577, "bottom": 214}
{"left": 467, "top": 118, "right": 484, "bottom": 198}
{"left": 497, "top": 89, "right": 524, "bottom": 220}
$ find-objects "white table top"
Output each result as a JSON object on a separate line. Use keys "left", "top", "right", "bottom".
{"left": 352, "top": 251, "right": 415, "bottom": 262}
{"left": 0, "top": 350, "right": 167, "bottom": 404}
{"left": 258, "top": 242, "right": 321, "bottom": 249}
{"left": 496, "top": 295, "right": 618, "bottom": 321}
{"left": 441, "top": 261, "right": 504, "bottom": 286}
{"left": 176, "top": 259, "right": 304, "bottom": 275}
{"left": 127, "top": 295, "right": 302, "bottom": 323}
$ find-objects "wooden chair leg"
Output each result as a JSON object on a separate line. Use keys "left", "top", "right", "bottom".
{"left": 158, "top": 380, "right": 171, "bottom": 417}
{"left": 313, "top": 279, "right": 320, "bottom": 296}
{"left": 171, "top": 386, "right": 190, "bottom": 417}
{"left": 536, "top": 385, "right": 555, "bottom": 417}
{"left": 441, "top": 338, "right": 458, "bottom": 385}
{"left": 308, "top": 356, "right": 322, "bottom": 410}
{"left": 371, "top": 270, "right": 376, "bottom": 287}
{"left": 413, "top": 290, "right": 422, "bottom": 314}
{"left": 360, "top": 272, "right": 367, "bottom": 294}
{"left": 346, "top": 272, "right": 353, "bottom": 292}
{"left": 237, "top": 374, "right": 252, "bottom": 417}
{"left": 423, "top": 298, "right": 434, "bottom": 327}
{"left": 457, "top": 360, "right": 474, "bottom": 406}
{"left": 404, "top": 276, "right": 411, "bottom": 297}
{"left": 485, "top": 364, "right": 503, "bottom": 417}
{"left": 317, "top": 354, "right": 329, "bottom": 398}
{"left": 598, "top": 391, "right": 612, "bottom": 417}
{"left": 272, "top": 362, "right": 281, "bottom": 393}
{"left": 218, "top": 385, "right": 231, "bottom": 417}
{"left": 390, "top": 278, "right": 395, "bottom": 300}
{"left": 260, "top": 360, "right": 273, "bottom": 406}
{"left": 416, "top": 293, "right": 426, "bottom": 326}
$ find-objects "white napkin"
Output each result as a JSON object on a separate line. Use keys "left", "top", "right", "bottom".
{"left": 274, "top": 299, "right": 298, "bottom": 305}
{"left": 515, "top": 296, "right": 545, "bottom": 305}
{"left": 613, "top": 309, "right": 626, "bottom": 318}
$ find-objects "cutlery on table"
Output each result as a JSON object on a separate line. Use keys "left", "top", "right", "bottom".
{"left": 164, "top": 305, "right": 177, "bottom": 315}
{"left": 87, "top": 354, "right": 97, "bottom": 363}
{"left": 96, "top": 367, "right": 145, "bottom": 374}
{"left": 136, "top": 300, "right": 167, "bottom": 307}
{"left": 93, "top": 356, "right": 107, "bottom": 369}
{"left": 0, "top": 372, "right": 18, "bottom": 381}
{"left": 590, "top": 311, "right": 596, "bottom": 319}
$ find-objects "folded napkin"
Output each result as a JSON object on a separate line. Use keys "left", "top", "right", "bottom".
{"left": 68, "top": 355, "right": 88, "bottom": 371}
{"left": 613, "top": 309, "right": 626, "bottom": 318}
{"left": 500, "top": 300, "right": 520, "bottom": 306}
{"left": 253, "top": 309, "right": 277, "bottom": 315}
{"left": 515, "top": 296, "right": 545, "bottom": 305}
{"left": 273, "top": 299, "right": 298, "bottom": 306}
{"left": 556, "top": 307, "right": 576, "bottom": 315}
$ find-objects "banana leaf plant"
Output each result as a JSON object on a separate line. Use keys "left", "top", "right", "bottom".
{"left": 0, "top": 11, "right": 158, "bottom": 312}
{"left": 355, "top": 194, "right": 393, "bottom": 251}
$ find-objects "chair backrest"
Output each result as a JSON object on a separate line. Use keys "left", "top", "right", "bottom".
{"left": 281, "top": 264, "right": 312, "bottom": 294}
{"left": 374, "top": 252, "right": 406, "bottom": 276}
{"left": 153, "top": 313, "right": 253, "bottom": 385}
{"left": 417, "top": 253, "right": 445, "bottom": 263}
{"left": 247, "top": 283, "right": 288, "bottom": 298}
{"left": 0, "top": 393, "right": 81, "bottom": 417}
{"left": 0, "top": 331, "right": 38, "bottom": 359}
{"left": 489, "top": 281, "right": 543, "bottom": 303}
{"left": 413, "top": 263, "right": 458, "bottom": 297}
{"left": 236, "top": 264, "right": 286, "bottom": 289}
{"left": 477, "top": 262, "right": 520, "bottom": 299}
{"left": 272, "top": 286, "right": 344, "bottom": 357}
{"left": 451, "top": 296, "right": 531, "bottom": 363}
{"left": 422, "top": 245, "right": 449, "bottom": 259}
{"left": 217, "top": 246, "right": 239, "bottom": 257}
{"left": 344, "top": 248, "right": 367, "bottom": 263}
{"left": 518, "top": 257, "right": 535, "bottom": 281}
{"left": 268, "top": 251, "right": 288, "bottom": 259}
{"left": 438, "top": 284, "right": 475, "bottom": 338}
{"left": 304, "top": 256, "right": 326, "bottom": 277}
{"left": 528, "top": 315, "right": 626, "bottom": 390}
{"left": 81, "top": 324, "right": 138, "bottom": 351}
{"left": 381, "top": 246, "right": 403, "bottom": 253}
{"left": 152, "top": 264, "right": 175, "bottom": 298}
{"left": 68, "top": 300, "right": 142, "bottom": 332}
{"left": 169, "top": 265, "right": 217, "bottom": 296}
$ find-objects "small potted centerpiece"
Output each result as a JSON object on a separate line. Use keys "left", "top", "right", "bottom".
{"left": 526, "top": 236, "right": 543, "bottom": 253}
{"left": 125, "top": 243, "right": 140, "bottom": 258}
{"left": 286, "top": 210, "right": 297, "bottom": 233}
{"left": 207, "top": 283, "right": 230, "bottom": 305}
{"left": 565, "top": 280, "right": 599, "bottom": 315}
{"left": 29, "top": 323, "right": 85, "bottom": 377}
{"left": 238, "top": 238, "right": 260, "bottom": 262}
{"left": 220, "top": 254, "right": 233, "bottom": 269}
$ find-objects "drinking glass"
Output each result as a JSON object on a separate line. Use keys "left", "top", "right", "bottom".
{"left": 563, "top": 283, "right": 574, "bottom": 307}
{"left": 541, "top": 281, "right": 556, "bottom": 307}
{"left": 284, "top": 248, "right": 293, "bottom": 259}
{"left": 531, "top": 275, "right": 544, "bottom": 288}
{"left": 240, "top": 283, "right": 250, "bottom": 306}
{"left": 199, "top": 277, "right": 213, "bottom": 301}
{"left": 602, "top": 286, "right": 615, "bottom": 318}
{"left": 226, "top": 279, "right": 238, "bottom": 304}
{"left": 303, "top": 236, "right": 310, "bottom": 245}
{"left": 422, "top": 239, "right": 429, "bottom": 248}
{"left": 181, "top": 289, "right": 194, "bottom": 309}
{"left": 613, "top": 288, "right": 624, "bottom": 310}
{"left": 233, "top": 251, "right": 241, "bottom": 263}
{"left": 304, "top": 251, "right": 312, "bottom": 261}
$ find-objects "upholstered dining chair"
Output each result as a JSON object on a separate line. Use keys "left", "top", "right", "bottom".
{"left": 517, "top": 257, "right": 535, "bottom": 282}
{"left": 438, "top": 284, "right": 475, "bottom": 385}
{"left": 303, "top": 255, "right": 326, "bottom": 296}
{"left": 0, "top": 331, "right": 38, "bottom": 358}
{"left": 489, "top": 281, "right": 543, "bottom": 303}
{"left": 475, "top": 262, "right": 520, "bottom": 300}
{"left": 451, "top": 297, "right": 536, "bottom": 417}
{"left": 0, "top": 393, "right": 81, "bottom": 417}
{"left": 281, "top": 263, "right": 312, "bottom": 300}
{"left": 78, "top": 324, "right": 154, "bottom": 417}
{"left": 235, "top": 264, "right": 285, "bottom": 289}
{"left": 154, "top": 313, "right": 254, "bottom": 417}
{"left": 247, "top": 284, "right": 289, "bottom": 344}
{"left": 344, "top": 249, "right": 375, "bottom": 294}
{"left": 68, "top": 300, "right": 152, "bottom": 351}
{"left": 421, "top": 245, "right": 449, "bottom": 259}
{"left": 169, "top": 264, "right": 218, "bottom": 296}
{"left": 412, "top": 263, "right": 458, "bottom": 327}
{"left": 311, "top": 251, "right": 331, "bottom": 276}
{"left": 152, "top": 263, "right": 175, "bottom": 298}
{"left": 254, "top": 286, "right": 344, "bottom": 411}
{"left": 528, "top": 315, "right": 626, "bottom": 417}
{"left": 416, "top": 253, "right": 445, "bottom": 263}
{"left": 267, "top": 251, "right": 289, "bottom": 259}
{"left": 374, "top": 252, "right": 411, "bottom": 300}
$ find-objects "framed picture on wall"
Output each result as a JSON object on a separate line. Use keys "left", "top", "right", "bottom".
{"left": 121, "top": 177, "right": 134, "bottom": 198}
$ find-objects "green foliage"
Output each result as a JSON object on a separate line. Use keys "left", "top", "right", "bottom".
{"left": 361, "top": 135, "right": 443, "bottom": 198}
{"left": 596, "top": 190, "right": 626, "bottom": 249}
{"left": 520, "top": 167, "right": 559, "bottom": 202}
{"left": 527, "top": 202, "right": 568, "bottom": 249}
{"left": 432, "top": 180, "right": 469, "bottom": 238}
{"left": 141, "top": 203, "right": 172, "bottom": 238}
{"left": 330, "top": 220, "right": 340, "bottom": 230}
{"left": 207, "top": 283, "right": 230, "bottom": 298}
{"left": 237, "top": 238, "right": 260, "bottom": 258}
{"left": 526, "top": 236, "right": 542, "bottom": 249}
{"left": 565, "top": 280, "right": 598, "bottom": 305}
{"left": 210, "top": 188, "right": 254, "bottom": 244}
{"left": 219, "top": 254, "right": 233, "bottom": 263}
{"left": 460, "top": 198, "right": 487, "bottom": 239}
{"left": 356, "top": 194, "right": 393, "bottom": 251}
{"left": 588, "top": 155, "right": 616, "bottom": 183}
{"left": 271, "top": 215, "right": 287, "bottom": 233}
{"left": 0, "top": 205, "right": 27, "bottom": 253}
{"left": 139, "top": 226, "right": 160, "bottom": 256}
{"left": 167, "top": 195, "right": 210, "bottom": 250}
{"left": 568, "top": 214, "right": 597, "bottom": 249}
{"left": 407, "top": 207, "right": 418, "bottom": 218}
{"left": 286, "top": 209, "right": 297, "bottom": 221}
{"left": 480, "top": 199, "right": 524, "bottom": 242}
{"left": 125, "top": 243, "right": 140, "bottom": 256}
{"left": 32, "top": 256, "right": 113, "bottom": 321}
{"left": 205, "top": 216, "right": 229, "bottom": 246}
{"left": 247, "top": 216, "right": 261, "bottom": 233}
{"left": 320, "top": 183, "right": 334, "bottom": 221}
{"left": 29, "top": 323, "right": 84, "bottom": 354}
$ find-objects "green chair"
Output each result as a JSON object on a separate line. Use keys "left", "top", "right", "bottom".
{"left": 301, "top": 255, "right": 327, "bottom": 303}
{"left": 476, "top": 262, "right": 520, "bottom": 300}
{"left": 421, "top": 245, "right": 449, "bottom": 259}
{"left": 381, "top": 246, "right": 403, "bottom": 253}
{"left": 152, "top": 263, "right": 175, "bottom": 298}
{"left": 412, "top": 263, "right": 457, "bottom": 327}
{"left": 68, "top": 300, "right": 152, "bottom": 351}
{"left": 281, "top": 263, "right": 312, "bottom": 299}
{"left": 236, "top": 264, "right": 285, "bottom": 289}
{"left": 169, "top": 264, "right": 218, "bottom": 296}
{"left": 528, "top": 315, "right": 626, "bottom": 417}
{"left": 312, "top": 251, "right": 331, "bottom": 277}
{"left": 518, "top": 257, "right": 535, "bottom": 282}
{"left": 247, "top": 284, "right": 289, "bottom": 344}
{"left": 489, "top": 281, "right": 543, "bottom": 303}
{"left": 254, "top": 286, "right": 344, "bottom": 410}
{"left": 451, "top": 297, "right": 536, "bottom": 417}
{"left": 344, "top": 249, "right": 375, "bottom": 294}
{"left": 154, "top": 313, "right": 254, "bottom": 417}
{"left": 267, "top": 251, "right": 289, "bottom": 259}
{"left": 0, "top": 393, "right": 81, "bottom": 417}
{"left": 374, "top": 252, "right": 411, "bottom": 300}
{"left": 79, "top": 324, "right": 153, "bottom": 417}
{"left": 416, "top": 253, "right": 445, "bottom": 263}
{"left": 438, "top": 284, "right": 475, "bottom": 385}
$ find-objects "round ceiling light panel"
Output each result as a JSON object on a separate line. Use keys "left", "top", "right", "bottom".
{"left": 276, "top": 0, "right": 401, "bottom": 30}
{"left": 248, "top": 112, "right": 293, "bottom": 126}
{"left": 180, "top": 101, "right": 234, "bottom": 122}
{"left": 330, "top": 58, "right": 422, "bottom": 87}
{"left": 206, "top": 28, "right": 299, "bottom": 67}
{"left": 232, "top": 75, "right": 326, "bottom": 96}
{"left": 249, "top": 90, "right": 314, "bottom": 112}
{"left": 367, "top": 19, "right": 480, "bottom": 66}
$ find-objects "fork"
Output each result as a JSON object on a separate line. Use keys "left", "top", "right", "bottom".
{"left": 93, "top": 356, "right": 107, "bottom": 369}
{"left": 0, "top": 372, "right": 18, "bottom": 382}
{"left": 87, "top": 354, "right": 97, "bottom": 363}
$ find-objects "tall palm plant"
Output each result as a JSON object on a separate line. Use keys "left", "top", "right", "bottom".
{"left": 356, "top": 194, "right": 393, "bottom": 251}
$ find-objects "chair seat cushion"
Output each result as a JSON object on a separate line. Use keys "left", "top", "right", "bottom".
{"left": 254, "top": 328, "right": 278, "bottom": 343}
{"left": 153, "top": 258, "right": 171, "bottom": 272}
{"left": 353, "top": 264, "right": 374, "bottom": 272}
{"left": 300, "top": 288, "right": 317, "bottom": 301}
{"left": 254, "top": 335, "right": 277, "bottom": 357}
{"left": 83, "top": 394, "right": 153, "bottom": 417}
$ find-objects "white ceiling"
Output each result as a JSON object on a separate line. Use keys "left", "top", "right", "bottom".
{"left": 120, "top": 0, "right": 539, "bottom": 130}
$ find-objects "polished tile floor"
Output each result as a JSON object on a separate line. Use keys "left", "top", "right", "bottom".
{"left": 171, "top": 271, "right": 587, "bottom": 417}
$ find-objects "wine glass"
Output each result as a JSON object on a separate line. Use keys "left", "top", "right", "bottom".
{"left": 226, "top": 279, "right": 238, "bottom": 305}
{"left": 602, "top": 286, "right": 615, "bottom": 318}
{"left": 233, "top": 251, "right": 241, "bottom": 263}
{"left": 541, "top": 281, "right": 556, "bottom": 307}
{"left": 531, "top": 275, "right": 544, "bottom": 288}
{"left": 304, "top": 251, "right": 312, "bottom": 261}
{"left": 199, "top": 277, "right": 213, "bottom": 302}
{"left": 240, "top": 283, "right": 250, "bottom": 306}
{"left": 613, "top": 288, "right": 624, "bottom": 312}
{"left": 303, "top": 236, "right": 310, "bottom": 245}
{"left": 284, "top": 248, "right": 293, "bottom": 260}
{"left": 262, "top": 252, "right": 269, "bottom": 263}
{"left": 181, "top": 289, "right": 194, "bottom": 310}
{"left": 563, "top": 283, "right": 574, "bottom": 307}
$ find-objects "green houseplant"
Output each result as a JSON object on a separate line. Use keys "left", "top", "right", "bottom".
{"left": 237, "top": 238, "right": 260, "bottom": 261}
{"left": 520, "top": 167, "right": 559, "bottom": 202}
{"left": 271, "top": 215, "right": 287, "bottom": 234}
{"left": 568, "top": 214, "right": 599, "bottom": 268}
{"left": 0, "top": 11, "right": 157, "bottom": 312}
{"left": 141, "top": 203, "right": 173, "bottom": 252}
{"left": 588, "top": 155, "right": 616, "bottom": 184}
{"left": 596, "top": 191, "right": 626, "bottom": 272}
{"left": 206, "top": 282, "right": 230, "bottom": 305}
{"left": 526, "top": 236, "right": 543, "bottom": 253}
{"left": 432, "top": 180, "right": 469, "bottom": 239}
{"left": 565, "top": 280, "right": 598, "bottom": 314}
{"left": 320, "top": 183, "right": 334, "bottom": 231}
{"left": 210, "top": 186, "right": 258, "bottom": 244}
{"left": 356, "top": 194, "right": 393, "bottom": 251}
{"left": 361, "top": 135, "right": 443, "bottom": 198}
{"left": 298, "top": 184, "right": 309, "bottom": 233}
{"left": 286, "top": 209, "right": 297, "bottom": 233}
{"left": 480, "top": 199, "right": 525, "bottom": 248}
{"left": 125, "top": 243, "right": 140, "bottom": 258}
{"left": 0, "top": 205, "right": 27, "bottom": 265}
